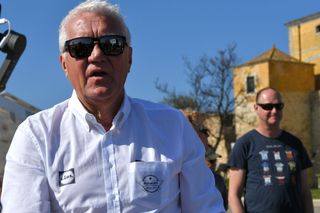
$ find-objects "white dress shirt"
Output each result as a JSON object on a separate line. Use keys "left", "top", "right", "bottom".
{"left": 1, "top": 91, "right": 225, "bottom": 213}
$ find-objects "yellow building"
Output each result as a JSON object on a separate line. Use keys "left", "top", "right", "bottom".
{"left": 234, "top": 45, "right": 314, "bottom": 145}
{"left": 286, "top": 12, "right": 320, "bottom": 89}
{"left": 234, "top": 12, "right": 320, "bottom": 187}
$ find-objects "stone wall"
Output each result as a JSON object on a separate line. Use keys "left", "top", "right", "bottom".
{"left": 0, "top": 93, "right": 39, "bottom": 178}
{"left": 310, "top": 91, "right": 320, "bottom": 186}
{"left": 280, "top": 92, "right": 312, "bottom": 150}
{"left": 183, "top": 111, "right": 235, "bottom": 167}
{"left": 234, "top": 97, "right": 257, "bottom": 138}
{"left": 0, "top": 108, "right": 19, "bottom": 178}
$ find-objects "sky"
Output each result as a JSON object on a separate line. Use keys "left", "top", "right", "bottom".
{"left": 0, "top": 0, "right": 319, "bottom": 110}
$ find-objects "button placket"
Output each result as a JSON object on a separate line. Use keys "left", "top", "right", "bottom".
{"left": 102, "top": 132, "right": 121, "bottom": 212}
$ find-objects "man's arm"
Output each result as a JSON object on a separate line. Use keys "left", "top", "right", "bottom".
{"left": 1, "top": 124, "right": 51, "bottom": 212}
{"left": 0, "top": 176, "right": 2, "bottom": 196}
{"left": 228, "top": 168, "right": 246, "bottom": 213}
{"left": 300, "top": 169, "right": 314, "bottom": 213}
{"left": 180, "top": 154, "right": 225, "bottom": 213}
{"left": 179, "top": 116, "right": 225, "bottom": 213}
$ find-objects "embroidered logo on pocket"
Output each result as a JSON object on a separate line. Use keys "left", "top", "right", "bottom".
{"left": 59, "top": 168, "right": 75, "bottom": 186}
{"left": 139, "top": 175, "right": 162, "bottom": 193}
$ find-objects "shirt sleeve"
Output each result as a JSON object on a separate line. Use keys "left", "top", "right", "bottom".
{"left": 1, "top": 122, "right": 51, "bottom": 212}
{"left": 179, "top": 116, "right": 225, "bottom": 213}
{"left": 299, "top": 140, "right": 313, "bottom": 170}
{"left": 228, "top": 136, "right": 248, "bottom": 170}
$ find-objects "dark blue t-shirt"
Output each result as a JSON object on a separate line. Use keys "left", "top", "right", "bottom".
{"left": 228, "top": 129, "right": 312, "bottom": 213}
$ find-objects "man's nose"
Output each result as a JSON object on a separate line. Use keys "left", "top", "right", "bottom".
{"left": 90, "top": 43, "right": 104, "bottom": 58}
{"left": 271, "top": 107, "right": 279, "bottom": 112}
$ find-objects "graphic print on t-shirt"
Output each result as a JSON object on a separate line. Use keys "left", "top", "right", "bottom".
{"left": 275, "top": 176, "right": 285, "bottom": 185}
{"left": 274, "top": 162, "right": 284, "bottom": 173}
{"left": 262, "top": 161, "right": 270, "bottom": 173}
{"left": 259, "top": 144, "right": 297, "bottom": 186}
{"left": 285, "top": 150, "right": 294, "bottom": 160}
{"left": 273, "top": 151, "right": 281, "bottom": 160}
{"left": 288, "top": 161, "right": 296, "bottom": 172}
{"left": 263, "top": 175, "right": 272, "bottom": 185}
{"left": 259, "top": 150, "right": 268, "bottom": 161}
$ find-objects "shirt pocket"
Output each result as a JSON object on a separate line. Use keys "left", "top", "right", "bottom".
{"left": 127, "top": 161, "right": 179, "bottom": 209}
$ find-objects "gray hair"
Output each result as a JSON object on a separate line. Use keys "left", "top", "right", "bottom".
{"left": 58, "top": 0, "right": 131, "bottom": 52}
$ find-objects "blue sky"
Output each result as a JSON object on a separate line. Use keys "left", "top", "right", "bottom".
{"left": 0, "top": 0, "right": 319, "bottom": 109}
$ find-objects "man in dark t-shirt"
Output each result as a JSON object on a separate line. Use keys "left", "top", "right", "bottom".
{"left": 228, "top": 87, "right": 314, "bottom": 213}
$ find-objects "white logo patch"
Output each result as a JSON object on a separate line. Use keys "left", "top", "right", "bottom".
{"left": 140, "top": 175, "right": 162, "bottom": 193}
{"left": 59, "top": 168, "right": 75, "bottom": 186}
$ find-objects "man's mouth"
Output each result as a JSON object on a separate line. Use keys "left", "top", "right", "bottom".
{"left": 88, "top": 70, "right": 108, "bottom": 78}
{"left": 91, "top": 72, "right": 107, "bottom": 77}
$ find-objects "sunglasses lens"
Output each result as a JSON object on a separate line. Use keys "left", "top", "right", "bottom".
{"left": 275, "top": 103, "right": 284, "bottom": 110}
{"left": 263, "top": 104, "right": 274, "bottom": 110}
{"left": 258, "top": 103, "right": 284, "bottom": 111}
{"left": 100, "top": 36, "right": 126, "bottom": 56}
{"left": 67, "top": 38, "right": 94, "bottom": 59}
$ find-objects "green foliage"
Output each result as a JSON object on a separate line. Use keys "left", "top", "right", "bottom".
{"left": 312, "top": 188, "right": 320, "bottom": 199}
{"left": 162, "top": 93, "right": 199, "bottom": 111}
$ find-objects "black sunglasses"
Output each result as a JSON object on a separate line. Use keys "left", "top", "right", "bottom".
{"left": 257, "top": 103, "right": 284, "bottom": 111}
{"left": 63, "top": 35, "right": 127, "bottom": 59}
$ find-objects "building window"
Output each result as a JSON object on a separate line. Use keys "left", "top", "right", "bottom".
{"left": 316, "top": 25, "right": 320, "bottom": 34}
{"left": 246, "top": 76, "right": 255, "bottom": 94}
{"left": 315, "top": 75, "right": 320, "bottom": 90}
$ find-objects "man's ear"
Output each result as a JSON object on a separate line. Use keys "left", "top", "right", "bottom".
{"left": 127, "top": 47, "right": 133, "bottom": 73}
{"left": 60, "top": 54, "right": 68, "bottom": 77}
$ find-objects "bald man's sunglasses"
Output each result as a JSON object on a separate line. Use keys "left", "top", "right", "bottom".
{"left": 63, "top": 35, "right": 127, "bottom": 59}
{"left": 257, "top": 103, "right": 284, "bottom": 111}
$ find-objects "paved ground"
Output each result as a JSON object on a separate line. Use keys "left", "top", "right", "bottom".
{"left": 227, "top": 199, "right": 320, "bottom": 212}
{"left": 314, "top": 199, "right": 320, "bottom": 213}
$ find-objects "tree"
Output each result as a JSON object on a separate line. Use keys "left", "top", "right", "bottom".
{"left": 156, "top": 43, "right": 238, "bottom": 153}
{"left": 154, "top": 80, "right": 200, "bottom": 111}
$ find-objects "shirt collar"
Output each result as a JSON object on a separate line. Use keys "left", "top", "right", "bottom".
{"left": 113, "top": 93, "right": 131, "bottom": 130}
{"left": 68, "top": 90, "right": 131, "bottom": 131}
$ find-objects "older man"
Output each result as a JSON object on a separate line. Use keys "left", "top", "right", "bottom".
{"left": 228, "top": 87, "right": 313, "bottom": 213}
{"left": 1, "top": 0, "right": 225, "bottom": 212}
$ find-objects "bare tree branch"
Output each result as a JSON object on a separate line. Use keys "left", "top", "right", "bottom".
{"left": 156, "top": 43, "right": 239, "bottom": 153}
